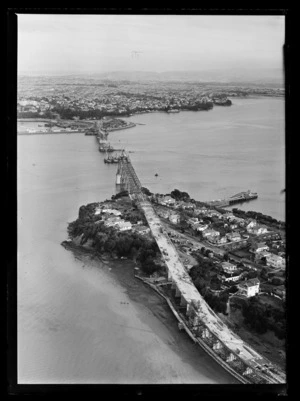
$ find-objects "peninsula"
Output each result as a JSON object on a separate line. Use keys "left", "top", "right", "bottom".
{"left": 62, "top": 184, "right": 286, "bottom": 385}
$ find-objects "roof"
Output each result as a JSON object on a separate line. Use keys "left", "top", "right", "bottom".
{"left": 239, "top": 278, "right": 260, "bottom": 288}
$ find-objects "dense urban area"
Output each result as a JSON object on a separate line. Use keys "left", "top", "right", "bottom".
{"left": 17, "top": 76, "right": 284, "bottom": 126}
{"left": 64, "top": 187, "right": 286, "bottom": 371}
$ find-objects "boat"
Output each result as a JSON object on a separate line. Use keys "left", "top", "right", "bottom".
{"left": 155, "top": 173, "right": 158, "bottom": 177}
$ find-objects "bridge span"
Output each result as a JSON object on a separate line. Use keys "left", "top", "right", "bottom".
{"left": 115, "top": 152, "right": 286, "bottom": 385}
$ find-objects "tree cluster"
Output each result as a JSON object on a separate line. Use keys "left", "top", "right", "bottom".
{"left": 170, "top": 189, "right": 190, "bottom": 201}
{"left": 232, "top": 208, "right": 285, "bottom": 229}
{"left": 241, "top": 297, "right": 286, "bottom": 339}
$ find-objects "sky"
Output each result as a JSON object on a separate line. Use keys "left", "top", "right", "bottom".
{"left": 17, "top": 14, "right": 285, "bottom": 75}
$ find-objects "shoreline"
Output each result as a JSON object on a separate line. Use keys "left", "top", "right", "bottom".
{"left": 61, "top": 241, "right": 238, "bottom": 383}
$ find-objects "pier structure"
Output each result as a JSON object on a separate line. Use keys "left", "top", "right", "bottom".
{"left": 114, "top": 153, "right": 285, "bottom": 385}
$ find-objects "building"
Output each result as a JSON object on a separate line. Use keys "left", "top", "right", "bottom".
{"left": 272, "top": 285, "right": 286, "bottom": 300}
{"left": 195, "top": 223, "right": 209, "bottom": 232}
{"left": 255, "top": 250, "right": 271, "bottom": 262}
{"left": 102, "top": 208, "right": 122, "bottom": 216}
{"left": 117, "top": 221, "right": 132, "bottom": 231}
{"left": 218, "top": 271, "right": 242, "bottom": 283}
{"left": 217, "top": 236, "right": 228, "bottom": 244}
{"left": 202, "top": 228, "right": 220, "bottom": 239}
{"left": 169, "top": 213, "right": 180, "bottom": 224}
{"left": 250, "top": 242, "right": 269, "bottom": 254}
{"left": 237, "top": 278, "right": 260, "bottom": 298}
{"left": 161, "top": 195, "right": 175, "bottom": 206}
{"left": 252, "top": 226, "right": 268, "bottom": 236}
{"left": 226, "top": 232, "right": 242, "bottom": 242}
{"left": 221, "top": 261, "right": 237, "bottom": 274}
{"left": 104, "top": 216, "right": 121, "bottom": 227}
{"left": 246, "top": 220, "right": 257, "bottom": 232}
{"left": 265, "top": 253, "right": 286, "bottom": 269}
{"left": 133, "top": 225, "right": 150, "bottom": 235}
{"left": 187, "top": 217, "right": 199, "bottom": 226}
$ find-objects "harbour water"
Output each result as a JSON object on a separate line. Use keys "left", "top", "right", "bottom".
{"left": 112, "top": 97, "right": 285, "bottom": 221}
{"left": 17, "top": 96, "right": 284, "bottom": 383}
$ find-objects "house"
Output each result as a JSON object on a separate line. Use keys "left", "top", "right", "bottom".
{"left": 272, "top": 285, "right": 286, "bottom": 300}
{"left": 217, "top": 236, "right": 228, "bottom": 244}
{"left": 265, "top": 253, "right": 286, "bottom": 269}
{"left": 104, "top": 216, "right": 121, "bottom": 227}
{"left": 255, "top": 250, "right": 271, "bottom": 262}
{"left": 250, "top": 242, "right": 269, "bottom": 254}
{"left": 187, "top": 217, "right": 199, "bottom": 226}
{"left": 161, "top": 195, "right": 175, "bottom": 206}
{"left": 221, "top": 261, "right": 237, "bottom": 274}
{"left": 195, "top": 223, "right": 209, "bottom": 232}
{"left": 202, "top": 228, "right": 220, "bottom": 239}
{"left": 116, "top": 221, "right": 132, "bottom": 231}
{"left": 230, "top": 224, "right": 238, "bottom": 230}
{"left": 246, "top": 220, "right": 257, "bottom": 232}
{"left": 133, "top": 225, "right": 150, "bottom": 235}
{"left": 226, "top": 232, "right": 241, "bottom": 242}
{"left": 157, "top": 209, "right": 170, "bottom": 219}
{"left": 252, "top": 226, "right": 268, "bottom": 236}
{"left": 224, "top": 212, "right": 235, "bottom": 220}
{"left": 102, "top": 208, "right": 122, "bottom": 216}
{"left": 218, "top": 271, "right": 242, "bottom": 283}
{"left": 94, "top": 206, "right": 102, "bottom": 215}
{"left": 169, "top": 213, "right": 180, "bottom": 224}
{"left": 237, "top": 278, "right": 260, "bottom": 298}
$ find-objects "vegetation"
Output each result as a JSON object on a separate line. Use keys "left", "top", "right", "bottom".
{"left": 68, "top": 201, "right": 161, "bottom": 276}
{"left": 232, "top": 208, "right": 285, "bottom": 229}
{"left": 170, "top": 189, "right": 190, "bottom": 201}
{"left": 240, "top": 296, "right": 286, "bottom": 339}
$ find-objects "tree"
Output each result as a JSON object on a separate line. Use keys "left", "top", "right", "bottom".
{"left": 223, "top": 253, "right": 229, "bottom": 261}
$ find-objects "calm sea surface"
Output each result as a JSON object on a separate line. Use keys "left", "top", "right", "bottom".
{"left": 17, "top": 97, "right": 284, "bottom": 383}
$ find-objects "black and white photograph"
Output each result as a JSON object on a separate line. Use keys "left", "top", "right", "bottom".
{"left": 11, "top": 10, "right": 287, "bottom": 393}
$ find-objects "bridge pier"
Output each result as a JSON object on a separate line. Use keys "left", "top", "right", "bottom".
{"left": 175, "top": 286, "right": 181, "bottom": 298}
{"left": 212, "top": 340, "right": 223, "bottom": 351}
{"left": 201, "top": 327, "right": 211, "bottom": 339}
{"left": 180, "top": 295, "right": 188, "bottom": 308}
{"left": 226, "top": 352, "right": 237, "bottom": 363}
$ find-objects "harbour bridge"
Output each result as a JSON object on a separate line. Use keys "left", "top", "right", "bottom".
{"left": 114, "top": 151, "right": 286, "bottom": 385}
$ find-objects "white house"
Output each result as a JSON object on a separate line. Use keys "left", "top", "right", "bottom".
{"left": 187, "top": 217, "right": 199, "bottom": 226}
{"left": 238, "top": 278, "right": 260, "bottom": 298}
{"left": 218, "top": 272, "right": 242, "bottom": 283}
{"left": 161, "top": 196, "right": 175, "bottom": 206}
{"left": 246, "top": 220, "right": 257, "bottom": 232}
{"left": 202, "top": 228, "right": 220, "bottom": 239}
{"left": 266, "top": 253, "right": 286, "bottom": 269}
{"left": 102, "top": 208, "right": 122, "bottom": 216}
{"left": 169, "top": 213, "right": 180, "bottom": 224}
{"left": 226, "top": 232, "right": 242, "bottom": 242}
{"left": 252, "top": 226, "right": 268, "bottom": 236}
{"left": 221, "top": 261, "right": 237, "bottom": 274}
{"left": 195, "top": 223, "right": 209, "bottom": 232}
{"left": 116, "top": 221, "right": 132, "bottom": 231}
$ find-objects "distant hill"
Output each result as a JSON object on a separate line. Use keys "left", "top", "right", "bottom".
{"left": 18, "top": 68, "right": 284, "bottom": 87}
{"left": 91, "top": 69, "right": 284, "bottom": 85}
